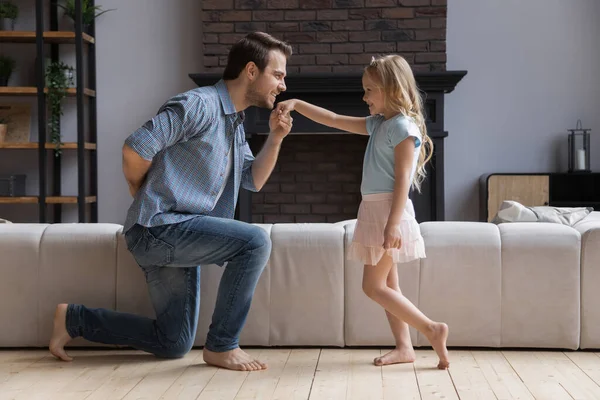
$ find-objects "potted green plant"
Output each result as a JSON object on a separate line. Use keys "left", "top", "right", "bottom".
{"left": 46, "top": 61, "right": 74, "bottom": 155}
{"left": 58, "top": 0, "right": 115, "bottom": 32}
{"left": 0, "top": 55, "right": 15, "bottom": 86}
{"left": 0, "top": 1, "right": 18, "bottom": 31}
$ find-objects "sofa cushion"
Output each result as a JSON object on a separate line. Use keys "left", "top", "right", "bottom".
{"left": 269, "top": 223, "right": 345, "bottom": 346}
{"left": 573, "top": 212, "right": 600, "bottom": 349}
{"left": 500, "top": 223, "right": 580, "bottom": 349}
{"left": 38, "top": 224, "right": 123, "bottom": 347}
{"left": 0, "top": 224, "right": 48, "bottom": 346}
{"left": 418, "top": 222, "right": 502, "bottom": 347}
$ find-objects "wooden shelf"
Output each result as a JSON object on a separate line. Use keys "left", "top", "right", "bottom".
{"left": 0, "top": 197, "right": 37, "bottom": 204}
{"left": 0, "top": 31, "right": 95, "bottom": 44}
{"left": 0, "top": 196, "right": 97, "bottom": 204}
{"left": 47, "top": 196, "right": 97, "bottom": 204}
{"left": 0, "top": 142, "right": 96, "bottom": 150}
{"left": 0, "top": 87, "right": 96, "bottom": 97}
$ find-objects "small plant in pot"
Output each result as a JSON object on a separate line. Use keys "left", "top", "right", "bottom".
{"left": 0, "top": 55, "right": 15, "bottom": 86}
{"left": 46, "top": 61, "right": 74, "bottom": 155}
{"left": 0, "top": 1, "right": 18, "bottom": 31}
{"left": 58, "top": 0, "right": 115, "bottom": 32}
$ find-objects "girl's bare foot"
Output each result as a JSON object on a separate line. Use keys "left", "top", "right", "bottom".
{"left": 203, "top": 347, "right": 267, "bottom": 371}
{"left": 426, "top": 322, "right": 450, "bottom": 369}
{"left": 49, "top": 304, "right": 73, "bottom": 362}
{"left": 374, "top": 346, "right": 416, "bottom": 366}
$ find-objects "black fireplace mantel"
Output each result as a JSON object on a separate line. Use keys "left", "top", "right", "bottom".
{"left": 189, "top": 71, "right": 466, "bottom": 137}
{"left": 189, "top": 71, "right": 467, "bottom": 222}
{"left": 190, "top": 71, "right": 467, "bottom": 94}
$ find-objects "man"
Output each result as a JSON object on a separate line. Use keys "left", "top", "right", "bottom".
{"left": 49, "top": 32, "right": 293, "bottom": 372}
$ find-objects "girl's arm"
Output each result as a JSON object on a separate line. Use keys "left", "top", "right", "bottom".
{"left": 276, "top": 99, "right": 368, "bottom": 135}
{"left": 383, "top": 138, "right": 415, "bottom": 249}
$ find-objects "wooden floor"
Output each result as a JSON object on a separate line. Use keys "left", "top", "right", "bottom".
{"left": 2, "top": 348, "right": 600, "bottom": 399}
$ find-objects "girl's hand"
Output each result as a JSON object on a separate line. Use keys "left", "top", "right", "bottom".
{"left": 383, "top": 223, "right": 402, "bottom": 250}
{"left": 275, "top": 99, "right": 297, "bottom": 116}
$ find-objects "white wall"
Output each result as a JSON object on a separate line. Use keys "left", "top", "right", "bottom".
{"left": 96, "top": 0, "right": 203, "bottom": 223}
{"left": 445, "top": 0, "right": 600, "bottom": 221}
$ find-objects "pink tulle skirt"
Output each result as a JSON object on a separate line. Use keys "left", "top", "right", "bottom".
{"left": 348, "top": 193, "right": 426, "bottom": 265}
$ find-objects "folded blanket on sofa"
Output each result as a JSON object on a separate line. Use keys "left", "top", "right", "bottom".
{"left": 492, "top": 200, "right": 592, "bottom": 226}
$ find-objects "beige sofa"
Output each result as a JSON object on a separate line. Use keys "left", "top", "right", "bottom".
{"left": 1, "top": 213, "right": 599, "bottom": 350}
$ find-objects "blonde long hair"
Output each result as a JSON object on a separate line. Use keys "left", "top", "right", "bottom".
{"left": 364, "top": 55, "right": 433, "bottom": 192}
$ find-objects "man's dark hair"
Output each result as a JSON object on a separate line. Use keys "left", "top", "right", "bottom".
{"left": 223, "top": 32, "right": 292, "bottom": 80}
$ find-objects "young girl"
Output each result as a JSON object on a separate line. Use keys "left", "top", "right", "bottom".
{"left": 275, "top": 55, "right": 450, "bottom": 370}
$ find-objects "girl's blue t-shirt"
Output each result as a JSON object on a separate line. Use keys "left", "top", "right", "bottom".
{"left": 360, "top": 114, "right": 422, "bottom": 195}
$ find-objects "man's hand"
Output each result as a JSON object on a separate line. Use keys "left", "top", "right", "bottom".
{"left": 249, "top": 109, "right": 292, "bottom": 191}
{"left": 269, "top": 107, "right": 293, "bottom": 142}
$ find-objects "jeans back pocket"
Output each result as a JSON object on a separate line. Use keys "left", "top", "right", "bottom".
{"left": 131, "top": 226, "right": 174, "bottom": 267}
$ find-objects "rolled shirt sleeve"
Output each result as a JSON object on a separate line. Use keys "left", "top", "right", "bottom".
{"left": 125, "top": 93, "right": 208, "bottom": 161}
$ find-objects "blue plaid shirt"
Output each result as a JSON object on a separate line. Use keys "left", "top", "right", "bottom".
{"left": 123, "top": 79, "right": 257, "bottom": 232}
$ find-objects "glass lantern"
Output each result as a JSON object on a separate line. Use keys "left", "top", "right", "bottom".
{"left": 568, "top": 120, "right": 591, "bottom": 173}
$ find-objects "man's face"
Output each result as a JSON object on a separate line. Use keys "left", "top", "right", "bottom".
{"left": 246, "top": 50, "right": 287, "bottom": 109}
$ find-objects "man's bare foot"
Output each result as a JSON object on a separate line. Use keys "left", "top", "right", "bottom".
{"left": 203, "top": 347, "right": 267, "bottom": 371}
{"left": 49, "top": 304, "right": 73, "bottom": 362}
{"left": 374, "top": 346, "right": 416, "bottom": 366}
{"left": 425, "top": 322, "right": 450, "bottom": 369}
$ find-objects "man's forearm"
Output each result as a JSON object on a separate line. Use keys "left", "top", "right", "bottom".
{"left": 122, "top": 144, "right": 152, "bottom": 195}
{"left": 251, "top": 135, "right": 283, "bottom": 191}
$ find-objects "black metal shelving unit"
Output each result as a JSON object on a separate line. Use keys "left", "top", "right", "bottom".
{"left": 0, "top": 0, "right": 98, "bottom": 222}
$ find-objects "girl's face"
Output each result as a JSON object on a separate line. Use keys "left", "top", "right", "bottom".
{"left": 362, "top": 72, "right": 385, "bottom": 116}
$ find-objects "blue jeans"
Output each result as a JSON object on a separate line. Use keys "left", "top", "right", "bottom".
{"left": 65, "top": 216, "right": 271, "bottom": 358}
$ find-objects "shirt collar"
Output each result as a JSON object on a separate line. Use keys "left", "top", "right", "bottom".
{"left": 215, "top": 79, "right": 245, "bottom": 126}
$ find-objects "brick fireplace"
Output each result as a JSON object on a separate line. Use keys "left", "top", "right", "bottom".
{"left": 194, "top": 0, "right": 466, "bottom": 223}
